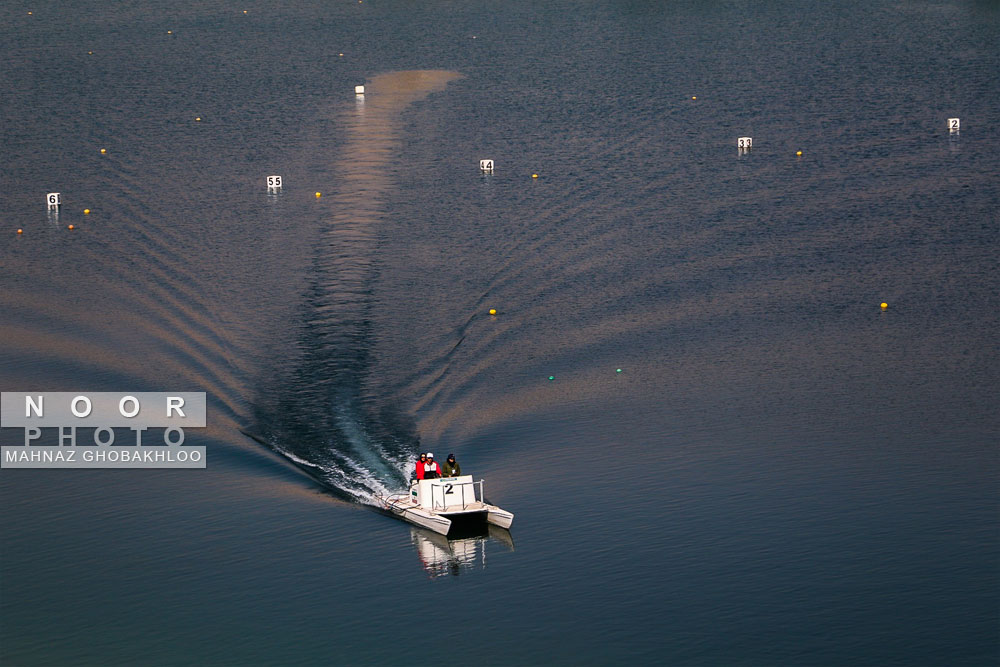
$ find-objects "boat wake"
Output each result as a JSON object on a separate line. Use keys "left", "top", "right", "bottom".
{"left": 251, "top": 71, "right": 462, "bottom": 505}
{"left": 269, "top": 433, "right": 412, "bottom": 506}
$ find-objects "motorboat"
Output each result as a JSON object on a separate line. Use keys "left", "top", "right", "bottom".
{"left": 375, "top": 474, "right": 513, "bottom": 536}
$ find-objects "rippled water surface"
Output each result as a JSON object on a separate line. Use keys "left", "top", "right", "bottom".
{"left": 2, "top": 1, "right": 998, "bottom": 665}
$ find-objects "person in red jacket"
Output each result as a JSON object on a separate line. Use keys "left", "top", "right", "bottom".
{"left": 422, "top": 452, "right": 442, "bottom": 480}
{"left": 415, "top": 452, "right": 428, "bottom": 480}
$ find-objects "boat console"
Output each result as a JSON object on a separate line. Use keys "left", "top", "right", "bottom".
{"left": 410, "top": 474, "right": 483, "bottom": 512}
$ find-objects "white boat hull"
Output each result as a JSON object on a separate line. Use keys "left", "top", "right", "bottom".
{"left": 398, "top": 506, "right": 452, "bottom": 535}
{"left": 379, "top": 499, "right": 513, "bottom": 536}
{"left": 376, "top": 476, "right": 513, "bottom": 536}
{"left": 486, "top": 505, "right": 513, "bottom": 529}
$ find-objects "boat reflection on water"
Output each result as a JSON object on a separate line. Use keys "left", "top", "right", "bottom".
{"left": 410, "top": 524, "right": 515, "bottom": 578}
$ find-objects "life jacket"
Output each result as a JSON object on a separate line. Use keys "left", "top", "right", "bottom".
{"left": 423, "top": 461, "right": 441, "bottom": 479}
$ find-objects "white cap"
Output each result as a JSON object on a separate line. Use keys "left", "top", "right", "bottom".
{"left": 426, "top": 452, "right": 434, "bottom": 458}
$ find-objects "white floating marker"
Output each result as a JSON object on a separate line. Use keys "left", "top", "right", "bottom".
{"left": 266, "top": 175, "right": 283, "bottom": 192}
{"left": 47, "top": 192, "right": 61, "bottom": 210}
{"left": 948, "top": 118, "right": 960, "bottom": 133}
{"left": 480, "top": 159, "right": 494, "bottom": 172}
{"left": 355, "top": 85, "right": 365, "bottom": 95}
{"left": 738, "top": 137, "right": 753, "bottom": 151}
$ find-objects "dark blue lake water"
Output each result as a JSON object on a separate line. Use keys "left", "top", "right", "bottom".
{"left": 2, "top": 1, "right": 998, "bottom": 665}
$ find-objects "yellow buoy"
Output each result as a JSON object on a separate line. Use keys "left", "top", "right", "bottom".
{"left": 83, "top": 209, "right": 90, "bottom": 215}
{"left": 532, "top": 174, "right": 538, "bottom": 179}
{"left": 489, "top": 308, "right": 497, "bottom": 316}
{"left": 243, "top": 10, "right": 248, "bottom": 14}
{"left": 17, "top": 228, "right": 23, "bottom": 235}
{"left": 339, "top": 53, "right": 344, "bottom": 57}
{"left": 88, "top": 51, "right": 93, "bottom": 55}
{"left": 880, "top": 302, "right": 888, "bottom": 310}
{"left": 692, "top": 96, "right": 697, "bottom": 100}
{"left": 167, "top": 30, "right": 172, "bottom": 34}
{"left": 100, "top": 148, "right": 106, "bottom": 154}
{"left": 68, "top": 224, "right": 75, "bottom": 230}
{"left": 195, "top": 117, "right": 201, "bottom": 122}
{"left": 796, "top": 151, "right": 803, "bottom": 156}
{"left": 315, "top": 192, "right": 322, "bottom": 198}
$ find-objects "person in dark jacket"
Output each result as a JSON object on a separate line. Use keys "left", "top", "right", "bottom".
{"left": 415, "top": 453, "right": 427, "bottom": 480}
{"left": 421, "top": 452, "right": 442, "bottom": 480}
{"left": 441, "top": 453, "right": 461, "bottom": 478}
